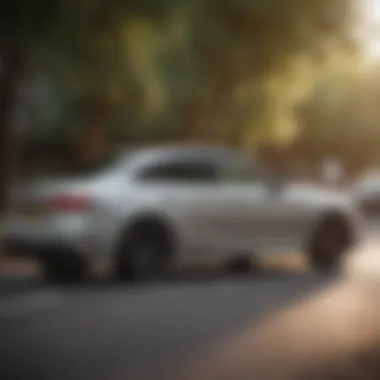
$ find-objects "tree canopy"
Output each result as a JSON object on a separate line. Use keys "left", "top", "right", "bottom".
{"left": 1, "top": 0, "right": 377, "bottom": 178}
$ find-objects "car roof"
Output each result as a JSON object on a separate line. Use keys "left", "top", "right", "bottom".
{"left": 124, "top": 144, "right": 235, "bottom": 165}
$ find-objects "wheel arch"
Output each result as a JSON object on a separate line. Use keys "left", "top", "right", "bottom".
{"left": 309, "top": 207, "right": 354, "bottom": 235}
{"left": 306, "top": 207, "right": 356, "bottom": 251}
{"left": 113, "top": 211, "right": 179, "bottom": 260}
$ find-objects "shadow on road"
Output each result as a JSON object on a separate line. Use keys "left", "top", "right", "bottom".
{"left": 0, "top": 267, "right": 330, "bottom": 296}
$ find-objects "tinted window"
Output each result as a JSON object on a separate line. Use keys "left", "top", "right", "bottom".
{"left": 221, "top": 155, "right": 263, "bottom": 182}
{"left": 138, "top": 158, "right": 218, "bottom": 182}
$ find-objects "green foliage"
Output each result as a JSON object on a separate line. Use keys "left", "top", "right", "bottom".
{"left": 0, "top": 0, "right": 366, "bottom": 154}
{"left": 298, "top": 61, "right": 380, "bottom": 169}
{"left": 114, "top": 0, "right": 360, "bottom": 147}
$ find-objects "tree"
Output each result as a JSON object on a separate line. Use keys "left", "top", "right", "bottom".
{"left": 0, "top": 0, "right": 62, "bottom": 210}
{"left": 124, "top": 0, "right": 360, "bottom": 146}
{"left": 297, "top": 61, "right": 380, "bottom": 175}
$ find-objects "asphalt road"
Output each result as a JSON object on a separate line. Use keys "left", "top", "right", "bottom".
{"left": 1, "top": 236, "right": 380, "bottom": 380}
{"left": 0, "top": 273, "right": 337, "bottom": 380}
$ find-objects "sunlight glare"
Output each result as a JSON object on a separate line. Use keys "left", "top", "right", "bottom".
{"left": 360, "top": 0, "right": 380, "bottom": 58}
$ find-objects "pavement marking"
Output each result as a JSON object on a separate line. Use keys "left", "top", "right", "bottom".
{"left": 0, "top": 291, "right": 62, "bottom": 319}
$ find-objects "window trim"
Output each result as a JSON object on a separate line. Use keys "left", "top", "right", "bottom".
{"left": 135, "top": 157, "right": 220, "bottom": 183}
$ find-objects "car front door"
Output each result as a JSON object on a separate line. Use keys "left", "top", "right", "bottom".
{"left": 213, "top": 155, "right": 302, "bottom": 254}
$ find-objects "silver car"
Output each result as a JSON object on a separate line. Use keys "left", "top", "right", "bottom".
{"left": 3, "top": 145, "right": 363, "bottom": 282}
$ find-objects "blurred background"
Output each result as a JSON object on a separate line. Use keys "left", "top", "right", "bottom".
{"left": 3, "top": 0, "right": 380, "bottom": 207}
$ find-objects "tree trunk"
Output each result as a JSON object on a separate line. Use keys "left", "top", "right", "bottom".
{"left": 0, "top": 45, "right": 22, "bottom": 213}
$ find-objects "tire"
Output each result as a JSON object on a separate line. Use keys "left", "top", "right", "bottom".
{"left": 115, "top": 220, "right": 172, "bottom": 281}
{"left": 307, "top": 213, "right": 353, "bottom": 272}
{"left": 40, "top": 250, "right": 86, "bottom": 284}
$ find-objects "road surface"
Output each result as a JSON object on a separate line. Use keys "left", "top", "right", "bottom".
{"left": 0, "top": 273, "right": 334, "bottom": 380}
{"left": 1, "top": 236, "right": 380, "bottom": 380}
{"left": 1, "top": 271, "right": 380, "bottom": 380}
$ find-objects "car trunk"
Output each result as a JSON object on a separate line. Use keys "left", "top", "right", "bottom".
{"left": 10, "top": 177, "right": 96, "bottom": 218}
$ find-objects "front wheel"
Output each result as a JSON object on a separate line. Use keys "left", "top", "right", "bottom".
{"left": 306, "top": 214, "right": 354, "bottom": 272}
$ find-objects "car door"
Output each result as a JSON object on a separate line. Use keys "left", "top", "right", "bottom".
{"left": 136, "top": 155, "right": 221, "bottom": 255}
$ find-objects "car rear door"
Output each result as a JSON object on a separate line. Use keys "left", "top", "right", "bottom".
{"left": 136, "top": 155, "right": 222, "bottom": 255}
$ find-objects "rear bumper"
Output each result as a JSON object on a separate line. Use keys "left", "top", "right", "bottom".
{"left": 2, "top": 214, "right": 91, "bottom": 261}
{"left": 2, "top": 212, "right": 113, "bottom": 265}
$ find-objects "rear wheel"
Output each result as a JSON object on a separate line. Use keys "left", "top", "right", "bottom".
{"left": 115, "top": 220, "right": 173, "bottom": 281}
{"left": 307, "top": 214, "right": 353, "bottom": 272}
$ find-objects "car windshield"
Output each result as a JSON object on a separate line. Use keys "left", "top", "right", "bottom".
{"left": 355, "top": 173, "right": 380, "bottom": 192}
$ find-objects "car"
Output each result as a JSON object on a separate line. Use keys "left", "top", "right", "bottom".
{"left": 3, "top": 144, "right": 364, "bottom": 282}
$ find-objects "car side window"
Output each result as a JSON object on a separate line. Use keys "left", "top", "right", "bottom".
{"left": 220, "top": 156, "right": 264, "bottom": 183}
{"left": 138, "top": 159, "right": 218, "bottom": 183}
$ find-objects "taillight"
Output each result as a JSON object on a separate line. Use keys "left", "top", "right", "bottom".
{"left": 47, "top": 194, "right": 93, "bottom": 213}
